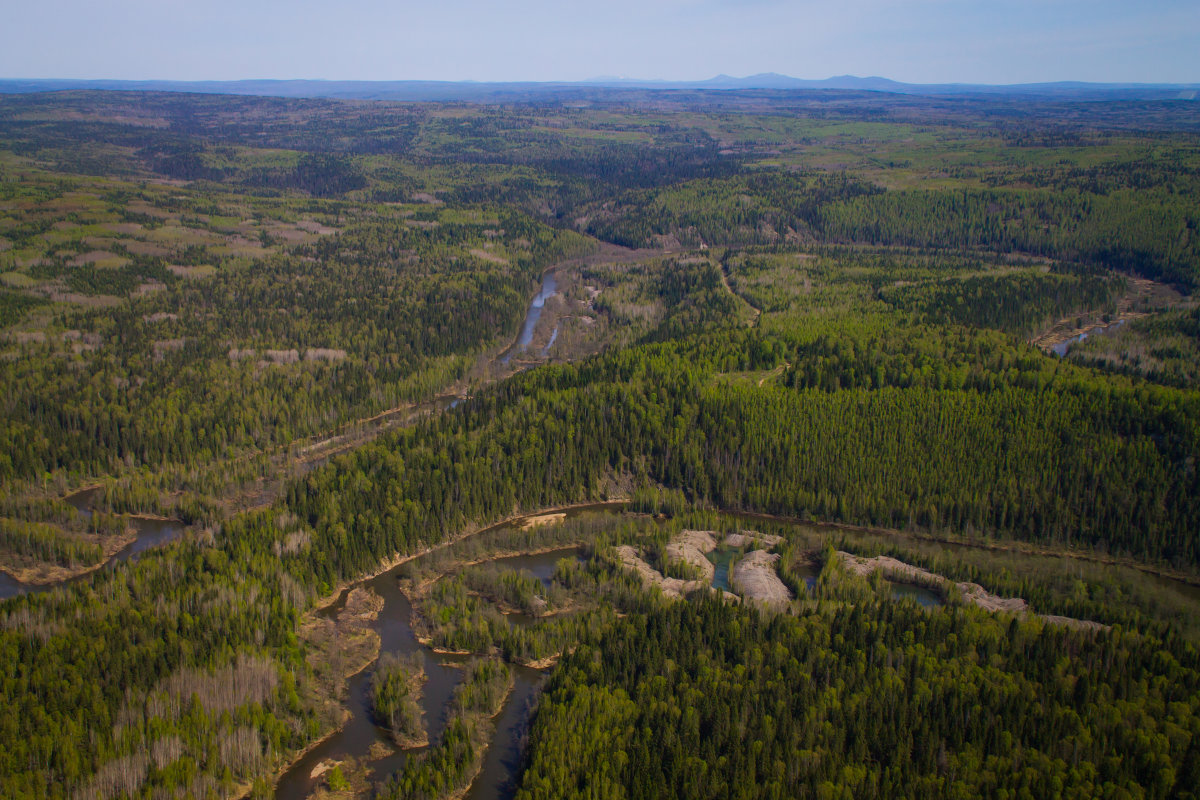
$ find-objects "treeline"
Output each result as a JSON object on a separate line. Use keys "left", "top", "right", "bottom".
{"left": 376, "top": 659, "right": 511, "bottom": 800}
{"left": 0, "top": 288, "right": 47, "bottom": 327}
{"left": 1069, "top": 305, "right": 1200, "bottom": 389}
{"left": 985, "top": 155, "right": 1200, "bottom": 198}
{"left": 585, "top": 171, "right": 879, "bottom": 249}
{"left": 879, "top": 269, "right": 1126, "bottom": 335}
{"left": 582, "top": 171, "right": 1199, "bottom": 290}
{"left": 517, "top": 594, "right": 1200, "bottom": 799}
{"left": 0, "top": 201, "right": 592, "bottom": 480}
{"left": 0, "top": 518, "right": 104, "bottom": 567}
{"left": 818, "top": 187, "right": 1200, "bottom": 289}
{"left": 371, "top": 652, "right": 426, "bottom": 747}
{"left": 1, "top": 322, "right": 1196, "bottom": 795}
{"left": 286, "top": 323, "right": 1199, "bottom": 570}
{"left": 0, "top": 531, "right": 315, "bottom": 799}
{"left": 152, "top": 149, "right": 368, "bottom": 197}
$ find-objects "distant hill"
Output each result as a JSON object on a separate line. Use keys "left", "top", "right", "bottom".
{"left": 0, "top": 75, "right": 1197, "bottom": 102}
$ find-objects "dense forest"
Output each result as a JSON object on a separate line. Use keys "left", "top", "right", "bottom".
{"left": 1, "top": 87, "right": 1199, "bottom": 799}
{"left": 519, "top": 594, "right": 1200, "bottom": 799}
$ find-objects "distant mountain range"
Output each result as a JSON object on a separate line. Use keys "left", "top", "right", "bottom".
{"left": 589, "top": 73, "right": 1200, "bottom": 96}
{"left": 0, "top": 74, "right": 1196, "bottom": 102}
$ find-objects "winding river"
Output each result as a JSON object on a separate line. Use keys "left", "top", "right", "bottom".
{"left": 1051, "top": 319, "right": 1127, "bottom": 357}
{"left": 276, "top": 503, "right": 961, "bottom": 800}
{"left": 501, "top": 272, "right": 557, "bottom": 365}
{"left": 0, "top": 487, "right": 185, "bottom": 601}
{"left": 274, "top": 526, "right": 587, "bottom": 800}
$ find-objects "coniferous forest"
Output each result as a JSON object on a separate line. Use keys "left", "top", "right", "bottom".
{"left": 0, "top": 86, "right": 1199, "bottom": 799}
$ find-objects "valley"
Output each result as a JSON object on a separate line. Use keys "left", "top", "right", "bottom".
{"left": 1, "top": 85, "right": 1198, "bottom": 799}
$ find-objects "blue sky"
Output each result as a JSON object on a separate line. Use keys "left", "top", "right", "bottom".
{"left": 2, "top": 0, "right": 1197, "bottom": 84}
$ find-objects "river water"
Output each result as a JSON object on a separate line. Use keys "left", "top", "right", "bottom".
{"left": 5, "top": 482, "right": 1194, "bottom": 799}
{"left": 274, "top": 563, "right": 472, "bottom": 799}
{"left": 0, "top": 487, "right": 185, "bottom": 601}
{"left": 501, "top": 272, "right": 557, "bottom": 365}
{"left": 274, "top": 540, "right": 585, "bottom": 800}
{"left": 1051, "top": 319, "right": 1127, "bottom": 357}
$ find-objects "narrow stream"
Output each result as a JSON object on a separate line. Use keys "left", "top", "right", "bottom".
{"left": 274, "top": 565, "right": 471, "bottom": 799}
{"left": 0, "top": 571, "right": 25, "bottom": 601}
{"left": 489, "top": 548, "right": 579, "bottom": 589}
{"left": 501, "top": 272, "right": 557, "bottom": 365}
{"left": 0, "top": 487, "right": 185, "bottom": 601}
{"left": 1051, "top": 319, "right": 1127, "bottom": 357}
{"left": 275, "top": 537, "right": 585, "bottom": 800}
{"left": 464, "top": 665, "right": 545, "bottom": 800}
{"left": 540, "top": 326, "right": 558, "bottom": 357}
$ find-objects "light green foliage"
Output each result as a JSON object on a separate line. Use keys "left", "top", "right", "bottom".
{"left": 1, "top": 87, "right": 1199, "bottom": 800}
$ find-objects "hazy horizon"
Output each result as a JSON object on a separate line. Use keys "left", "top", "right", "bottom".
{"left": 3, "top": 73, "right": 1199, "bottom": 89}
{"left": 2, "top": 1, "right": 1197, "bottom": 85}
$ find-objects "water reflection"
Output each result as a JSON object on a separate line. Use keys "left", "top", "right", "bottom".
{"left": 887, "top": 580, "right": 944, "bottom": 607}
{"left": 501, "top": 272, "right": 557, "bottom": 365}
{"left": 1051, "top": 319, "right": 1126, "bottom": 357}
{"left": 275, "top": 567, "right": 470, "bottom": 799}
{"left": 275, "top": 540, "right": 585, "bottom": 798}
{"left": 0, "top": 488, "right": 184, "bottom": 601}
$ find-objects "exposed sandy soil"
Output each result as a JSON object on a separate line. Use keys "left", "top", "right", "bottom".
{"left": 519, "top": 512, "right": 566, "bottom": 530}
{"left": 0, "top": 526, "right": 137, "bottom": 584}
{"left": 731, "top": 550, "right": 791, "bottom": 609}
{"left": 614, "top": 530, "right": 743, "bottom": 604}
{"left": 166, "top": 264, "right": 216, "bottom": 279}
{"left": 1033, "top": 313, "right": 1149, "bottom": 353}
{"left": 615, "top": 528, "right": 784, "bottom": 605}
{"left": 837, "top": 552, "right": 1109, "bottom": 630}
{"left": 1031, "top": 277, "right": 1186, "bottom": 353}
{"left": 722, "top": 531, "right": 783, "bottom": 549}
{"left": 614, "top": 545, "right": 709, "bottom": 599}
{"left": 839, "top": 552, "right": 1024, "bottom": 611}
{"left": 665, "top": 529, "right": 719, "bottom": 582}
{"left": 520, "top": 655, "right": 561, "bottom": 669}
{"left": 469, "top": 248, "right": 509, "bottom": 264}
